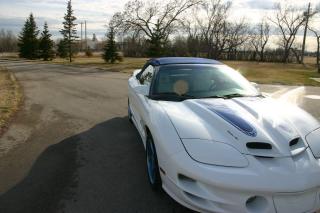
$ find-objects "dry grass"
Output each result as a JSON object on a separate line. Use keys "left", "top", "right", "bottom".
{"left": 51, "top": 57, "right": 148, "bottom": 73}
{"left": 224, "top": 60, "right": 320, "bottom": 86}
{"left": 50, "top": 56, "right": 320, "bottom": 86}
{"left": 0, "top": 67, "right": 22, "bottom": 134}
{"left": 3, "top": 54, "right": 320, "bottom": 86}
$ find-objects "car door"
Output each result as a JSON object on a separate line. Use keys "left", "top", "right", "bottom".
{"left": 130, "top": 64, "right": 155, "bottom": 140}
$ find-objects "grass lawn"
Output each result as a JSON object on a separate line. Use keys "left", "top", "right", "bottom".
{"left": 0, "top": 67, "right": 22, "bottom": 134}
{"left": 48, "top": 56, "right": 320, "bottom": 86}
{"left": 224, "top": 60, "right": 320, "bottom": 86}
{"left": 2, "top": 54, "right": 320, "bottom": 86}
{"left": 50, "top": 57, "right": 148, "bottom": 73}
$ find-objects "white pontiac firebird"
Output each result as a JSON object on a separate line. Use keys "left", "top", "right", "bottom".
{"left": 128, "top": 57, "right": 320, "bottom": 213}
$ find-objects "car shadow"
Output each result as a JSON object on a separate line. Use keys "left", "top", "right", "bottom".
{"left": 0, "top": 117, "right": 194, "bottom": 213}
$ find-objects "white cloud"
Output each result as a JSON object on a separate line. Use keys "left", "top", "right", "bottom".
{"left": 0, "top": 0, "right": 318, "bottom": 50}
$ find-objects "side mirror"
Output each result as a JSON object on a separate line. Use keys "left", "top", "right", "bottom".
{"left": 133, "top": 69, "right": 141, "bottom": 79}
{"left": 251, "top": 82, "right": 260, "bottom": 92}
{"left": 134, "top": 85, "right": 149, "bottom": 96}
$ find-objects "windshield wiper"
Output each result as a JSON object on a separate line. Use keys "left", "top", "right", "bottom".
{"left": 221, "top": 93, "right": 246, "bottom": 99}
{"left": 201, "top": 93, "right": 253, "bottom": 99}
{"left": 200, "top": 95, "right": 224, "bottom": 99}
{"left": 221, "top": 93, "right": 262, "bottom": 99}
{"left": 151, "top": 92, "right": 196, "bottom": 100}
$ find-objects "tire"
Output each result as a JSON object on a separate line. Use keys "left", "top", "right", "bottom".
{"left": 146, "top": 134, "right": 161, "bottom": 191}
{"left": 128, "top": 99, "right": 133, "bottom": 123}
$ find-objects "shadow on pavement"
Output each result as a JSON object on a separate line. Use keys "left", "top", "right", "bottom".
{"left": 0, "top": 117, "right": 193, "bottom": 213}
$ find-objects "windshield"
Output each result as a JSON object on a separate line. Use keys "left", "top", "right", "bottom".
{"left": 151, "top": 64, "right": 260, "bottom": 101}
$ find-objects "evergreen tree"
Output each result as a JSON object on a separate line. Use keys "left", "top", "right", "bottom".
{"left": 57, "top": 40, "right": 68, "bottom": 58}
{"left": 147, "top": 23, "right": 165, "bottom": 57}
{"left": 39, "top": 22, "right": 54, "bottom": 61}
{"left": 102, "top": 27, "right": 122, "bottom": 63}
{"left": 60, "top": 0, "right": 78, "bottom": 62}
{"left": 18, "top": 13, "right": 39, "bottom": 59}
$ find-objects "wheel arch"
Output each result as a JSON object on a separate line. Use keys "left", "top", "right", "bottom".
{"left": 144, "top": 125, "right": 158, "bottom": 152}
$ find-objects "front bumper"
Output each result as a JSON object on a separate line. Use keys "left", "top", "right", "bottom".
{"left": 161, "top": 148, "right": 320, "bottom": 213}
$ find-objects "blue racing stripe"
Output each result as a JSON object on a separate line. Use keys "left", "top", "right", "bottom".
{"left": 200, "top": 101, "right": 257, "bottom": 137}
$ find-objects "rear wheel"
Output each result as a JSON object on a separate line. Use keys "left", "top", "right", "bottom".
{"left": 146, "top": 135, "right": 161, "bottom": 190}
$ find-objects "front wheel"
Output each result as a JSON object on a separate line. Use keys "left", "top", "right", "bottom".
{"left": 128, "top": 99, "right": 133, "bottom": 123}
{"left": 146, "top": 135, "right": 161, "bottom": 190}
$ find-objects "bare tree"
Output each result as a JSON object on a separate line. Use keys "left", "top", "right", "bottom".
{"left": 225, "top": 20, "right": 250, "bottom": 60}
{"left": 309, "top": 27, "right": 320, "bottom": 73}
{"left": 190, "top": 0, "right": 250, "bottom": 60}
{"left": 115, "top": 0, "right": 201, "bottom": 56}
{"left": 270, "top": 3, "right": 305, "bottom": 63}
{"left": 250, "top": 19, "right": 270, "bottom": 61}
{"left": 0, "top": 29, "right": 18, "bottom": 53}
{"left": 194, "top": 0, "right": 232, "bottom": 59}
{"left": 181, "top": 14, "right": 201, "bottom": 57}
{"left": 301, "top": 3, "right": 318, "bottom": 63}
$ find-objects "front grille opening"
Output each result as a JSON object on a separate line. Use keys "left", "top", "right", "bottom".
{"left": 246, "top": 142, "right": 272, "bottom": 150}
{"left": 183, "top": 191, "right": 209, "bottom": 206}
{"left": 289, "top": 138, "right": 299, "bottom": 146}
{"left": 246, "top": 196, "right": 269, "bottom": 213}
{"left": 178, "top": 174, "right": 196, "bottom": 183}
{"left": 254, "top": 156, "right": 274, "bottom": 159}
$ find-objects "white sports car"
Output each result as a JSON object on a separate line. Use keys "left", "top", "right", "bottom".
{"left": 128, "top": 57, "right": 320, "bottom": 213}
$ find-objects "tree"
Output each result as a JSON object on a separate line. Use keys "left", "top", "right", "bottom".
{"left": 115, "top": 0, "right": 201, "bottom": 57}
{"left": 92, "top": 33, "right": 98, "bottom": 42}
{"left": 0, "top": 29, "right": 18, "bottom": 53}
{"left": 85, "top": 46, "right": 93, "bottom": 57}
{"left": 181, "top": 16, "right": 201, "bottom": 57}
{"left": 57, "top": 40, "right": 68, "bottom": 58}
{"left": 192, "top": 0, "right": 233, "bottom": 59}
{"left": 39, "top": 22, "right": 54, "bottom": 61}
{"left": 308, "top": 26, "right": 320, "bottom": 73}
{"left": 250, "top": 19, "right": 270, "bottom": 62}
{"left": 225, "top": 20, "right": 250, "bottom": 60}
{"left": 103, "top": 27, "right": 122, "bottom": 63}
{"left": 301, "top": 3, "right": 318, "bottom": 64}
{"left": 121, "top": 32, "right": 148, "bottom": 57}
{"left": 271, "top": 3, "right": 305, "bottom": 63}
{"left": 18, "top": 13, "right": 39, "bottom": 59}
{"left": 60, "top": 0, "right": 78, "bottom": 62}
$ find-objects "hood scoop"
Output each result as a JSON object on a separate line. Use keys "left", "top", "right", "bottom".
{"left": 245, "top": 138, "right": 306, "bottom": 158}
{"left": 289, "top": 137, "right": 306, "bottom": 156}
{"left": 246, "top": 142, "right": 272, "bottom": 150}
{"left": 289, "top": 138, "right": 299, "bottom": 147}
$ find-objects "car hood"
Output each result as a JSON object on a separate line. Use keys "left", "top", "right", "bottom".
{"left": 159, "top": 97, "right": 320, "bottom": 157}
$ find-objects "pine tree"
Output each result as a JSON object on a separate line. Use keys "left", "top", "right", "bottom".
{"left": 39, "top": 22, "right": 54, "bottom": 61}
{"left": 18, "top": 13, "right": 39, "bottom": 59}
{"left": 102, "top": 27, "right": 122, "bottom": 64}
{"left": 60, "top": 0, "right": 78, "bottom": 62}
{"left": 147, "top": 23, "right": 165, "bottom": 57}
{"left": 57, "top": 40, "right": 68, "bottom": 58}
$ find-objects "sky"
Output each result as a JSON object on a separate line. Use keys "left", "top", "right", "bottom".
{"left": 0, "top": 0, "right": 319, "bottom": 50}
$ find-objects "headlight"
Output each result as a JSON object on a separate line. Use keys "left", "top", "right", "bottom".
{"left": 306, "top": 128, "right": 320, "bottom": 158}
{"left": 182, "top": 139, "right": 248, "bottom": 167}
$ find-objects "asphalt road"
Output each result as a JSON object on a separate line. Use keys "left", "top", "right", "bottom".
{"left": 0, "top": 59, "right": 319, "bottom": 213}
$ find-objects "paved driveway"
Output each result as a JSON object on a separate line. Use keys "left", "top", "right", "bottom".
{"left": 0, "top": 60, "right": 319, "bottom": 213}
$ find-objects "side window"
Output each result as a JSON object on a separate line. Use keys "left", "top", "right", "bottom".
{"left": 139, "top": 65, "right": 154, "bottom": 85}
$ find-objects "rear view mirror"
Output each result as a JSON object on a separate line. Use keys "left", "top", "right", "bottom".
{"left": 134, "top": 85, "right": 149, "bottom": 96}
